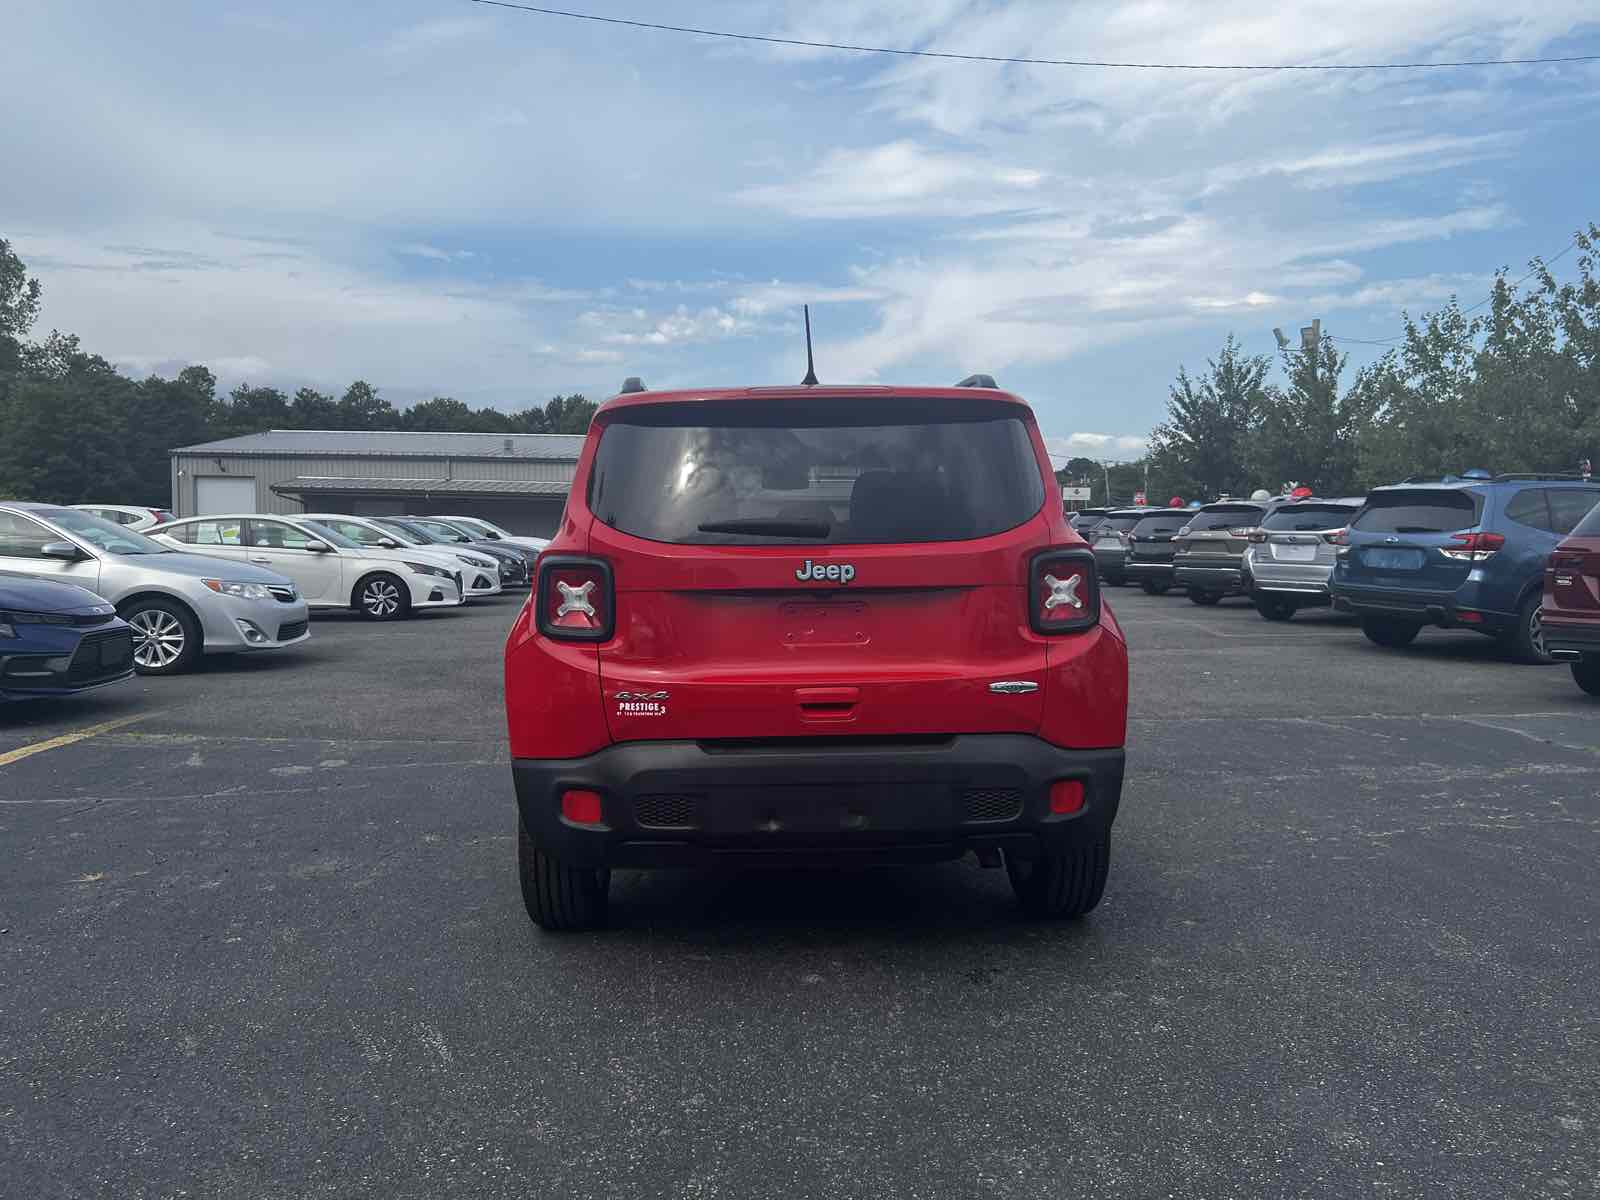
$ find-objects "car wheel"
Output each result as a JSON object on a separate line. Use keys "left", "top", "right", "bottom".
{"left": 1361, "top": 618, "right": 1421, "bottom": 648}
{"left": 121, "top": 598, "right": 202, "bottom": 675}
{"left": 1006, "top": 836, "right": 1109, "bottom": 919}
{"left": 1140, "top": 580, "right": 1171, "bottom": 596}
{"left": 1188, "top": 589, "right": 1221, "bottom": 606}
{"left": 355, "top": 573, "right": 411, "bottom": 621}
{"left": 518, "top": 820, "right": 609, "bottom": 931}
{"left": 1253, "top": 594, "right": 1297, "bottom": 622}
{"left": 1502, "top": 592, "right": 1554, "bottom": 664}
{"left": 1572, "top": 655, "right": 1600, "bottom": 696}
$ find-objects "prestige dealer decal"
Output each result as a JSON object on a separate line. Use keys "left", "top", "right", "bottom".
{"left": 615, "top": 690, "right": 669, "bottom": 717}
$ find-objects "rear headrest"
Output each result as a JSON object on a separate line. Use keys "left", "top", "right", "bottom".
{"left": 850, "top": 470, "right": 944, "bottom": 542}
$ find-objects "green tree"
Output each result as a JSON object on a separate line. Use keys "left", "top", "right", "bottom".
{"left": 1254, "top": 335, "right": 1373, "bottom": 495}
{"left": 0, "top": 236, "right": 42, "bottom": 352}
{"left": 336, "top": 380, "right": 396, "bottom": 430}
{"left": 289, "top": 386, "right": 339, "bottom": 427}
{"left": 218, "top": 383, "right": 291, "bottom": 435}
{"left": 1146, "top": 335, "right": 1270, "bottom": 499}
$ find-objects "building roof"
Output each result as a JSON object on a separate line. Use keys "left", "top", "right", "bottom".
{"left": 270, "top": 476, "right": 570, "bottom": 498}
{"left": 174, "top": 429, "right": 587, "bottom": 460}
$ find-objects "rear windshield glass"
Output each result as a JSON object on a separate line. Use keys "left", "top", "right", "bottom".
{"left": 1099, "top": 513, "right": 1146, "bottom": 531}
{"left": 1353, "top": 490, "right": 1480, "bottom": 534}
{"left": 1262, "top": 503, "right": 1361, "bottom": 531}
{"left": 1576, "top": 499, "right": 1600, "bottom": 537}
{"left": 1186, "top": 506, "right": 1263, "bottom": 531}
{"left": 589, "top": 399, "right": 1045, "bottom": 545}
{"left": 1133, "top": 515, "right": 1188, "bottom": 535}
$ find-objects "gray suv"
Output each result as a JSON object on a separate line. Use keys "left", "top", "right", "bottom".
{"left": 1244, "top": 497, "right": 1364, "bottom": 620}
{"left": 1171, "top": 501, "right": 1268, "bottom": 605}
{"left": 0, "top": 503, "right": 310, "bottom": 675}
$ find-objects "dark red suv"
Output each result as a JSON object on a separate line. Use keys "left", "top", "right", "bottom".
{"left": 1543, "top": 497, "right": 1600, "bottom": 696}
{"left": 504, "top": 379, "right": 1129, "bottom": 929}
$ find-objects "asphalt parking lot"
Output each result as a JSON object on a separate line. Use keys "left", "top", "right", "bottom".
{"left": 3, "top": 589, "right": 1598, "bottom": 1199}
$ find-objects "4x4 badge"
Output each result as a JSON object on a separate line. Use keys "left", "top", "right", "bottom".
{"left": 796, "top": 560, "right": 856, "bottom": 584}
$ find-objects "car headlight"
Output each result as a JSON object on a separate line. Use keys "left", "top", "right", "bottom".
{"left": 202, "top": 579, "right": 273, "bottom": 600}
{"left": 459, "top": 554, "right": 495, "bottom": 568}
{"left": 401, "top": 561, "right": 452, "bottom": 579}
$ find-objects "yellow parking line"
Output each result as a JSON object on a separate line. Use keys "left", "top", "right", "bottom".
{"left": 0, "top": 714, "right": 148, "bottom": 769}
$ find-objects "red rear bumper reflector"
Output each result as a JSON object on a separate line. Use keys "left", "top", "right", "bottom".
{"left": 561, "top": 789, "right": 603, "bottom": 824}
{"left": 1049, "top": 780, "right": 1085, "bottom": 815}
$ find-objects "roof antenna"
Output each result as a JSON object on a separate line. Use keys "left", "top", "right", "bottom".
{"left": 800, "top": 304, "right": 819, "bottom": 386}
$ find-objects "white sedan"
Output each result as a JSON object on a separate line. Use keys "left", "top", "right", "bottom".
{"left": 149, "top": 514, "right": 464, "bottom": 620}
{"left": 300, "top": 513, "right": 503, "bottom": 599}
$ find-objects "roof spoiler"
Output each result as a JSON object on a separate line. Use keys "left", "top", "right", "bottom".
{"left": 954, "top": 374, "right": 998, "bottom": 389}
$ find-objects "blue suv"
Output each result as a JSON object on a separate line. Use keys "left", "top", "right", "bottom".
{"left": 1330, "top": 473, "right": 1600, "bottom": 662}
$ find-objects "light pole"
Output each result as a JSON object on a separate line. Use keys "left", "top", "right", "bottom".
{"left": 1273, "top": 319, "right": 1322, "bottom": 384}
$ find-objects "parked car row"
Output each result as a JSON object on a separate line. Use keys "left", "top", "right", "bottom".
{"left": 1078, "top": 471, "right": 1600, "bottom": 699}
{"left": 0, "top": 500, "right": 545, "bottom": 691}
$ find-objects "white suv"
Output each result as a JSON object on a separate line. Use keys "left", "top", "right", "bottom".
{"left": 150, "top": 515, "right": 464, "bottom": 620}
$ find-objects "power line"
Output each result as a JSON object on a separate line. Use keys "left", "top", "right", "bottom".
{"left": 1327, "top": 236, "right": 1583, "bottom": 349}
{"left": 466, "top": 1, "right": 1600, "bottom": 71}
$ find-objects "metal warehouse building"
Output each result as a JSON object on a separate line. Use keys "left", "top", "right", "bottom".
{"left": 168, "top": 430, "right": 585, "bottom": 536}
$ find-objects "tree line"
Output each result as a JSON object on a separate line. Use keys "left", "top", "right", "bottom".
{"left": 1063, "top": 223, "right": 1600, "bottom": 506}
{"left": 0, "top": 238, "right": 597, "bottom": 505}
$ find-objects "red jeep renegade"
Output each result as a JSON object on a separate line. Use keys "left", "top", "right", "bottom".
{"left": 504, "top": 376, "right": 1129, "bottom": 929}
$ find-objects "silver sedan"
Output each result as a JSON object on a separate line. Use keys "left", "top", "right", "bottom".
{"left": 0, "top": 503, "right": 310, "bottom": 675}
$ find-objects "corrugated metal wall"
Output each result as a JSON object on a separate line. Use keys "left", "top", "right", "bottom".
{"left": 171, "top": 453, "right": 578, "bottom": 518}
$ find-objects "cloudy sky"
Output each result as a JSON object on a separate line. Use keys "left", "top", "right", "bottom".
{"left": 5, "top": 1, "right": 1598, "bottom": 457}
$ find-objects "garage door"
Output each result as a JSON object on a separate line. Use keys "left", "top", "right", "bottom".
{"left": 194, "top": 476, "right": 258, "bottom": 515}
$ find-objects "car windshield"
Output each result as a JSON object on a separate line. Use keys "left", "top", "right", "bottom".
{"left": 374, "top": 518, "right": 442, "bottom": 544}
{"left": 1187, "top": 507, "right": 1262, "bottom": 531}
{"left": 1353, "top": 490, "right": 1481, "bottom": 534}
{"left": 38, "top": 507, "right": 170, "bottom": 554}
{"left": 1132, "top": 515, "right": 1188, "bottom": 535}
{"left": 296, "top": 520, "right": 363, "bottom": 549}
{"left": 441, "top": 517, "right": 495, "bottom": 537}
{"left": 590, "top": 397, "right": 1045, "bottom": 545}
{"left": 407, "top": 519, "right": 472, "bottom": 542}
{"left": 1262, "top": 504, "right": 1361, "bottom": 531}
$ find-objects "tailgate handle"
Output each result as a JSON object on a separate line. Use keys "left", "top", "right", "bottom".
{"left": 795, "top": 686, "right": 859, "bottom": 719}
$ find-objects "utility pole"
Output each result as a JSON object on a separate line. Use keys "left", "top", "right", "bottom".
{"left": 1101, "top": 460, "right": 1113, "bottom": 506}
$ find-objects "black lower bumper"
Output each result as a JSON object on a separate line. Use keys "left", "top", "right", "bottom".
{"left": 1174, "top": 564, "right": 1247, "bottom": 593}
{"left": 1544, "top": 619, "right": 1600, "bottom": 656}
{"left": 1330, "top": 586, "right": 1512, "bottom": 631}
{"left": 513, "top": 735, "right": 1124, "bottom": 869}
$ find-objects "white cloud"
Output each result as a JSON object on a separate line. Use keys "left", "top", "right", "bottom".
{"left": 374, "top": 17, "right": 490, "bottom": 60}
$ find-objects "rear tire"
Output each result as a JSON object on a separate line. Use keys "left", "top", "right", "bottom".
{"left": 1573, "top": 656, "right": 1600, "bottom": 696}
{"left": 517, "top": 820, "right": 610, "bottom": 931}
{"left": 1361, "top": 618, "right": 1421, "bottom": 648}
{"left": 1007, "top": 836, "right": 1109, "bottom": 919}
{"left": 355, "top": 572, "right": 411, "bottom": 621}
{"left": 1253, "top": 594, "right": 1297, "bottom": 622}
{"left": 1188, "top": 589, "right": 1221, "bottom": 606}
{"left": 1501, "top": 592, "right": 1553, "bottom": 664}
{"left": 121, "top": 597, "right": 202, "bottom": 676}
{"left": 1140, "top": 579, "right": 1171, "bottom": 596}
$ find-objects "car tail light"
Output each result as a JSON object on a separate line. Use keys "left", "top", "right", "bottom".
{"left": 1441, "top": 531, "right": 1506, "bottom": 562}
{"left": 536, "top": 555, "right": 614, "bottom": 641}
{"left": 1246, "top": 530, "right": 1268, "bottom": 543}
{"left": 1030, "top": 549, "right": 1099, "bottom": 635}
{"left": 561, "top": 789, "right": 603, "bottom": 824}
{"left": 1324, "top": 528, "right": 1348, "bottom": 545}
{"left": 1049, "top": 780, "right": 1085, "bottom": 815}
{"left": 1230, "top": 527, "right": 1257, "bottom": 537}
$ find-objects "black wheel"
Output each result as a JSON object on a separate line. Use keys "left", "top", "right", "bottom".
{"left": 1501, "top": 592, "right": 1553, "bottom": 664}
{"left": 121, "top": 597, "right": 202, "bottom": 675}
{"left": 1006, "top": 836, "right": 1109, "bottom": 919}
{"left": 1253, "top": 594, "right": 1297, "bottom": 622}
{"left": 1361, "top": 618, "right": 1421, "bottom": 648}
{"left": 518, "top": 820, "right": 609, "bottom": 931}
{"left": 1188, "top": 589, "right": 1221, "bottom": 606}
{"left": 355, "top": 572, "right": 411, "bottom": 621}
{"left": 1140, "top": 579, "right": 1171, "bottom": 596}
{"left": 1572, "top": 656, "right": 1600, "bottom": 696}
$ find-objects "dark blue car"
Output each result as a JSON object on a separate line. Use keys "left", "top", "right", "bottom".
{"left": 1330, "top": 472, "right": 1600, "bottom": 662}
{"left": 0, "top": 574, "right": 136, "bottom": 701}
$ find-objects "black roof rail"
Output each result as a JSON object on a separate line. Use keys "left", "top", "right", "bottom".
{"left": 1491, "top": 472, "right": 1588, "bottom": 482}
{"left": 619, "top": 376, "right": 647, "bottom": 394}
{"left": 954, "top": 374, "right": 998, "bottom": 389}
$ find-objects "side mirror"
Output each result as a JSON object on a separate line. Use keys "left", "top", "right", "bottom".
{"left": 41, "top": 541, "right": 85, "bottom": 561}
{"left": 376, "top": 537, "right": 399, "bottom": 549}
{"left": 304, "top": 541, "right": 331, "bottom": 553}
